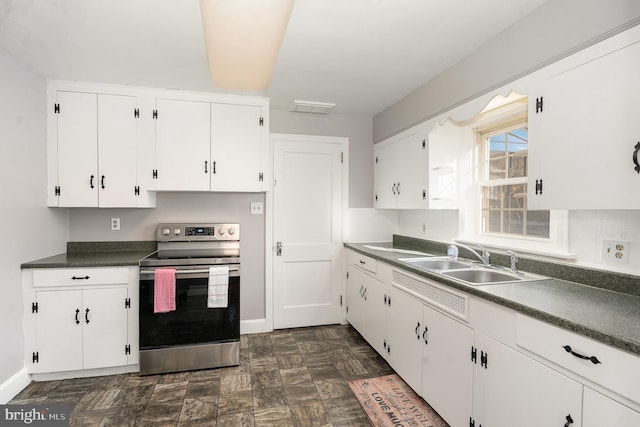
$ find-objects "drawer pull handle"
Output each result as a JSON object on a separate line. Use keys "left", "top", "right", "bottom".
{"left": 562, "top": 345, "right": 601, "bottom": 364}
{"left": 72, "top": 276, "right": 90, "bottom": 280}
{"left": 564, "top": 414, "right": 574, "bottom": 427}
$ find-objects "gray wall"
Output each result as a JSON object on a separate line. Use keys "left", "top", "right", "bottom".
{"left": 270, "top": 110, "right": 373, "bottom": 208}
{"left": 68, "top": 192, "right": 266, "bottom": 320}
{"left": 374, "top": 0, "right": 640, "bottom": 142}
{"left": 0, "top": 49, "right": 68, "bottom": 386}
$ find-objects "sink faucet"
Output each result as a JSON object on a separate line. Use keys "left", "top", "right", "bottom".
{"left": 450, "top": 242, "right": 490, "bottom": 266}
{"left": 507, "top": 250, "right": 519, "bottom": 274}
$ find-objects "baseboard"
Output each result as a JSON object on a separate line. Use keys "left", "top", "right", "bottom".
{"left": 241, "top": 318, "right": 272, "bottom": 335}
{"left": 0, "top": 368, "right": 30, "bottom": 404}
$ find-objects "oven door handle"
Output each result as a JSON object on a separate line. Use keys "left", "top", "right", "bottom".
{"left": 139, "top": 267, "right": 239, "bottom": 276}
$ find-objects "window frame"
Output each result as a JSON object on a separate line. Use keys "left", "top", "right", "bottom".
{"left": 457, "top": 96, "right": 572, "bottom": 258}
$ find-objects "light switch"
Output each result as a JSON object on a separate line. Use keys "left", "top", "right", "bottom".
{"left": 251, "top": 202, "right": 264, "bottom": 215}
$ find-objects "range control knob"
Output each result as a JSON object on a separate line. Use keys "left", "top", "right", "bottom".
{"left": 173, "top": 228, "right": 181, "bottom": 236}
{"left": 228, "top": 227, "right": 236, "bottom": 235}
{"left": 218, "top": 228, "right": 225, "bottom": 236}
{"left": 162, "top": 227, "right": 171, "bottom": 236}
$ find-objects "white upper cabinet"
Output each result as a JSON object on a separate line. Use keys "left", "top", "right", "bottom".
{"left": 48, "top": 89, "right": 154, "bottom": 208}
{"left": 153, "top": 98, "right": 267, "bottom": 192}
{"left": 528, "top": 39, "right": 640, "bottom": 209}
{"left": 154, "top": 98, "right": 212, "bottom": 191}
{"left": 210, "top": 103, "right": 265, "bottom": 191}
{"left": 374, "top": 128, "right": 428, "bottom": 209}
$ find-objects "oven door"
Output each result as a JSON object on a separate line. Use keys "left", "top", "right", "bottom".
{"left": 139, "top": 265, "right": 240, "bottom": 350}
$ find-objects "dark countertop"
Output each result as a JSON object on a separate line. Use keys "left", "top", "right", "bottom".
{"left": 21, "top": 241, "right": 156, "bottom": 269}
{"left": 345, "top": 240, "right": 640, "bottom": 357}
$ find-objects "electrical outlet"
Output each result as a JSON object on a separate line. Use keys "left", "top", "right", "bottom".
{"left": 251, "top": 202, "right": 264, "bottom": 215}
{"left": 111, "top": 217, "right": 121, "bottom": 231}
{"left": 602, "top": 239, "right": 629, "bottom": 264}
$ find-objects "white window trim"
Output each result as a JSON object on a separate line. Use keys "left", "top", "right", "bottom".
{"left": 457, "top": 96, "right": 574, "bottom": 260}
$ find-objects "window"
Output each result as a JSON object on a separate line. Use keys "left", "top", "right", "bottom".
{"left": 478, "top": 123, "right": 550, "bottom": 239}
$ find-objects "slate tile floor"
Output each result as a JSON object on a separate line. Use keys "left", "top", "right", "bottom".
{"left": 11, "top": 324, "right": 393, "bottom": 426}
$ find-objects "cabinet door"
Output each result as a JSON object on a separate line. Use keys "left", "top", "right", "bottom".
{"left": 421, "top": 306, "right": 473, "bottom": 427}
{"left": 583, "top": 387, "right": 640, "bottom": 427}
{"left": 34, "top": 290, "right": 83, "bottom": 373}
{"left": 56, "top": 91, "right": 98, "bottom": 207}
{"left": 472, "top": 333, "right": 582, "bottom": 427}
{"left": 373, "top": 142, "right": 399, "bottom": 208}
{"left": 395, "top": 133, "right": 428, "bottom": 209}
{"left": 528, "top": 41, "right": 640, "bottom": 209}
{"left": 346, "top": 266, "right": 366, "bottom": 335}
{"left": 364, "top": 274, "right": 388, "bottom": 358}
{"left": 97, "top": 94, "right": 138, "bottom": 207}
{"left": 211, "top": 103, "right": 264, "bottom": 191}
{"left": 154, "top": 98, "right": 211, "bottom": 191}
{"left": 387, "top": 285, "right": 423, "bottom": 394}
{"left": 82, "top": 287, "right": 129, "bottom": 369}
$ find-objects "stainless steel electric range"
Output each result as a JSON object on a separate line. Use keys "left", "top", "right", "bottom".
{"left": 138, "top": 223, "right": 240, "bottom": 375}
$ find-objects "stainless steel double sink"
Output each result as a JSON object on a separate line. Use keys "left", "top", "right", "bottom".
{"left": 399, "top": 256, "right": 545, "bottom": 286}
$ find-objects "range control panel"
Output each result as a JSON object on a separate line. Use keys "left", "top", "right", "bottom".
{"left": 156, "top": 223, "right": 239, "bottom": 241}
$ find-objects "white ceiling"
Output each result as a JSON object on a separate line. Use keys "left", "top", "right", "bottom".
{"left": 0, "top": 0, "right": 549, "bottom": 116}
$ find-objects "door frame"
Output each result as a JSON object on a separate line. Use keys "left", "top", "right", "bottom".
{"left": 266, "top": 133, "right": 349, "bottom": 332}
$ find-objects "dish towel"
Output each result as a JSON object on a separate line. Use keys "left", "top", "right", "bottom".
{"left": 154, "top": 268, "right": 176, "bottom": 313}
{"left": 208, "top": 266, "right": 229, "bottom": 308}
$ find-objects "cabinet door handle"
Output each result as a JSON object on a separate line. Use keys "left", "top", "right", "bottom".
{"left": 72, "top": 276, "right": 90, "bottom": 280}
{"left": 204, "top": 160, "right": 208, "bottom": 173}
{"left": 213, "top": 161, "right": 217, "bottom": 174}
{"left": 564, "top": 414, "right": 574, "bottom": 427}
{"left": 85, "top": 308, "right": 90, "bottom": 324}
{"left": 392, "top": 183, "right": 396, "bottom": 195}
{"left": 90, "top": 174, "right": 94, "bottom": 189}
{"left": 415, "top": 322, "right": 421, "bottom": 339}
{"left": 634, "top": 142, "right": 640, "bottom": 173}
{"left": 397, "top": 182, "right": 400, "bottom": 195}
{"left": 562, "top": 345, "right": 601, "bottom": 364}
{"left": 101, "top": 175, "right": 105, "bottom": 189}
{"left": 423, "top": 325, "right": 428, "bottom": 345}
{"left": 75, "top": 309, "right": 80, "bottom": 325}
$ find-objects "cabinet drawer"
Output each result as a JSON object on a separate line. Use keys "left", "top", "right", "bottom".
{"left": 347, "top": 251, "right": 377, "bottom": 274}
{"left": 32, "top": 267, "right": 130, "bottom": 288}
{"left": 516, "top": 314, "right": 640, "bottom": 404}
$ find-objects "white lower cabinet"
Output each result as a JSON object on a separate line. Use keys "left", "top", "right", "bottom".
{"left": 345, "top": 263, "right": 390, "bottom": 357}
{"left": 422, "top": 305, "right": 473, "bottom": 427}
{"left": 583, "top": 387, "right": 640, "bottom": 426}
{"left": 471, "top": 333, "right": 582, "bottom": 427}
{"left": 24, "top": 267, "right": 138, "bottom": 375}
{"left": 34, "top": 287, "right": 129, "bottom": 373}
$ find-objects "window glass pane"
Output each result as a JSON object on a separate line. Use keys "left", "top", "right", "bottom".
{"left": 489, "top": 157, "right": 506, "bottom": 180}
{"left": 508, "top": 154, "right": 527, "bottom": 178}
{"left": 503, "top": 211, "right": 524, "bottom": 235}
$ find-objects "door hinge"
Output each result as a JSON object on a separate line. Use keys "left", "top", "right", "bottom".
{"left": 54, "top": 103, "right": 60, "bottom": 114}
{"left": 32, "top": 302, "right": 38, "bottom": 313}
{"left": 134, "top": 186, "right": 140, "bottom": 195}
{"left": 469, "top": 417, "right": 475, "bottom": 427}
{"left": 471, "top": 346, "right": 477, "bottom": 363}
{"left": 152, "top": 109, "right": 158, "bottom": 119}
{"left": 535, "top": 96, "right": 544, "bottom": 113}
{"left": 134, "top": 108, "right": 140, "bottom": 118}
{"left": 125, "top": 298, "right": 131, "bottom": 308}
{"left": 152, "top": 169, "right": 158, "bottom": 179}
{"left": 422, "top": 190, "right": 426, "bottom": 200}
{"left": 259, "top": 117, "right": 264, "bottom": 126}
{"left": 54, "top": 186, "right": 61, "bottom": 196}
{"left": 481, "top": 350, "right": 488, "bottom": 369}
{"left": 125, "top": 344, "right": 131, "bottom": 355}
{"left": 259, "top": 172, "right": 264, "bottom": 182}
{"left": 32, "top": 352, "right": 39, "bottom": 363}
{"left": 535, "top": 179, "right": 543, "bottom": 195}
{"left": 341, "top": 152, "right": 344, "bottom": 164}
{"left": 340, "top": 295, "right": 343, "bottom": 307}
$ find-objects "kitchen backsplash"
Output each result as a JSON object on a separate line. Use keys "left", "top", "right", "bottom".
{"left": 398, "top": 209, "right": 640, "bottom": 276}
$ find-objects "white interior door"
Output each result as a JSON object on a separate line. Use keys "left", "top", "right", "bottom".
{"left": 273, "top": 135, "right": 346, "bottom": 329}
